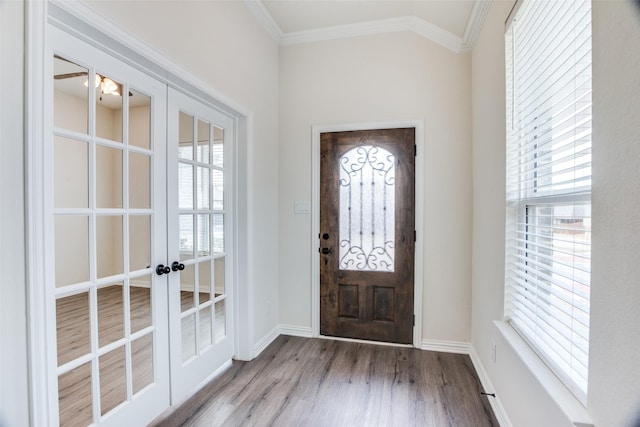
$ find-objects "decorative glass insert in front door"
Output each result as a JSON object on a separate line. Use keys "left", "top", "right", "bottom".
{"left": 339, "top": 145, "right": 395, "bottom": 271}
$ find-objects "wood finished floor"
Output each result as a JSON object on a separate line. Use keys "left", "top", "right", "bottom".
{"left": 152, "top": 335, "right": 498, "bottom": 427}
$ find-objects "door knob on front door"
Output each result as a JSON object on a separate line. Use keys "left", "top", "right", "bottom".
{"left": 156, "top": 264, "right": 171, "bottom": 275}
{"left": 171, "top": 261, "right": 185, "bottom": 272}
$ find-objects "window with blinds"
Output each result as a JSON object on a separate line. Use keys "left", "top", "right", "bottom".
{"left": 504, "top": 0, "right": 592, "bottom": 402}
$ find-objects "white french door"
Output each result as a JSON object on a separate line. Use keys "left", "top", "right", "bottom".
{"left": 47, "top": 26, "right": 235, "bottom": 425}
{"left": 167, "top": 89, "right": 235, "bottom": 402}
{"left": 49, "top": 27, "right": 170, "bottom": 426}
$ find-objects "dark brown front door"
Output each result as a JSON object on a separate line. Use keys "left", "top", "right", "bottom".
{"left": 320, "top": 128, "right": 415, "bottom": 344}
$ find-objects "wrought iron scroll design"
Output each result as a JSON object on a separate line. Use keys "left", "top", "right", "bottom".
{"left": 339, "top": 144, "right": 395, "bottom": 272}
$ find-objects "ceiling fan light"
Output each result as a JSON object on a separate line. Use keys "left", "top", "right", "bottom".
{"left": 101, "top": 78, "right": 120, "bottom": 96}
{"left": 83, "top": 74, "right": 101, "bottom": 88}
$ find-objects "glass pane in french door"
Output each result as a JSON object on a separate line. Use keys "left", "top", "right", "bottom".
{"left": 168, "top": 88, "right": 233, "bottom": 403}
{"left": 51, "top": 40, "right": 168, "bottom": 426}
{"left": 176, "top": 111, "right": 222, "bottom": 362}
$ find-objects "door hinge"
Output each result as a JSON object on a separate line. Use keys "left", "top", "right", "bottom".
{"left": 413, "top": 314, "right": 415, "bottom": 326}
{"left": 414, "top": 144, "right": 417, "bottom": 157}
{"left": 414, "top": 230, "right": 416, "bottom": 242}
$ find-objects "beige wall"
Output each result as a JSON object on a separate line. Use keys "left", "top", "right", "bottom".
{"left": 86, "top": 0, "right": 281, "bottom": 343}
{"left": 471, "top": 1, "right": 640, "bottom": 426}
{"left": 589, "top": 1, "right": 640, "bottom": 425}
{"left": 278, "top": 32, "right": 473, "bottom": 342}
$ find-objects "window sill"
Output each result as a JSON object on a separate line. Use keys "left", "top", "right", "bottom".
{"left": 493, "top": 320, "right": 593, "bottom": 427}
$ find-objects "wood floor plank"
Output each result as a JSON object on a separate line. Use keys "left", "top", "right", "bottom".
{"left": 153, "top": 336, "right": 499, "bottom": 427}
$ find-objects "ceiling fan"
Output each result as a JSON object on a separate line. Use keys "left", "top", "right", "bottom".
{"left": 54, "top": 54, "right": 132, "bottom": 100}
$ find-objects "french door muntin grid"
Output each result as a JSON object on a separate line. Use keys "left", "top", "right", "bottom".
{"left": 177, "top": 111, "right": 226, "bottom": 362}
{"left": 51, "top": 63, "right": 159, "bottom": 423}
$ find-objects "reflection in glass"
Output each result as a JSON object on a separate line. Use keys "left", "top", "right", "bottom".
{"left": 95, "top": 74, "right": 123, "bottom": 142}
{"left": 130, "top": 276, "right": 152, "bottom": 333}
{"left": 54, "top": 137, "right": 88, "bottom": 208}
{"left": 212, "top": 127, "right": 224, "bottom": 167}
{"left": 197, "top": 167, "right": 210, "bottom": 210}
{"left": 214, "top": 257, "right": 225, "bottom": 297}
{"left": 214, "top": 300, "right": 226, "bottom": 342}
{"left": 97, "top": 216, "right": 124, "bottom": 278}
{"left": 56, "top": 292, "right": 90, "bottom": 365}
{"left": 179, "top": 163, "right": 193, "bottom": 210}
{"left": 179, "top": 214, "right": 194, "bottom": 260}
{"left": 197, "top": 119, "right": 210, "bottom": 163}
{"left": 97, "top": 284, "right": 124, "bottom": 347}
{"left": 213, "top": 214, "right": 224, "bottom": 254}
{"left": 199, "top": 260, "right": 211, "bottom": 304}
{"left": 132, "top": 333, "right": 154, "bottom": 394}
{"left": 179, "top": 112, "right": 194, "bottom": 160}
{"left": 58, "top": 362, "right": 93, "bottom": 427}
{"left": 55, "top": 215, "right": 89, "bottom": 287}
{"left": 96, "top": 145, "right": 123, "bottom": 209}
{"left": 129, "top": 152, "right": 150, "bottom": 209}
{"left": 99, "top": 346, "right": 126, "bottom": 415}
{"left": 212, "top": 169, "right": 223, "bottom": 210}
{"left": 197, "top": 214, "right": 210, "bottom": 256}
{"left": 200, "top": 306, "right": 213, "bottom": 351}
{"left": 180, "top": 264, "right": 195, "bottom": 312}
{"left": 182, "top": 314, "right": 196, "bottom": 362}
{"left": 129, "top": 215, "right": 151, "bottom": 272}
{"left": 129, "top": 89, "right": 151, "bottom": 149}
{"left": 53, "top": 55, "right": 88, "bottom": 134}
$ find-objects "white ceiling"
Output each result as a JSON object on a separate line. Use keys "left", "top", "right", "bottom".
{"left": 262, "top": 0, "right": 475, "bottom": 37}
{"left": 248, "top": 0, "right": 490, "bottom": 52}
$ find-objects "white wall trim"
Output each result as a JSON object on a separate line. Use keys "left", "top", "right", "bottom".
{"left": 243, "top": 0, "right": 283, "bottom": 43}
{"left": 468, "top": 346, "right": 513, "bottom": 427}
{"left": 25, "top": 1, "right": 53, "bottom": 425}
{"left": 244, "top": 0, "right": 492, "bottom": 53}
{"left": 311, "top": 120, "right": 425, "bottom": 348}
{"left": 280, "top": 325, "right": 314, "bottom": 338}
{"left": 461, "top": 0, "right": 492, "bottom": 52}
{"left": 253, "top": 325, "right": 280, "bottom": 358}
{"left": 420, "top": 339, "right": 472, "bottom": 354}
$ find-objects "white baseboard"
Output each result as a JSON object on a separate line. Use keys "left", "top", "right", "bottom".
{"left": 279, "top": 324, "right": 313, "bottom": 338}
{"left": 253, "top": 325, "right": 280, "bottom": 358}
{"left": 468, "top": 346, "right": 513, "bottom": 427}
{"left": 420, "top": 339, "right": 471, "bottom": 354}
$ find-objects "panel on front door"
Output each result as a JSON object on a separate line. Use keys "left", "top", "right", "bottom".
{"left": 50, "top": 26, "right": 169, "bottom": 427}
{"left": 320, "top": 128, "right": 415, "bottom": 344}
{"left": 167, "top": 89, "right": 234, "bottom": 403}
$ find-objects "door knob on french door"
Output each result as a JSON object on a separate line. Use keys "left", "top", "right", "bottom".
{"left": 171, "top": 261, "right": 185, "bottom": 272}
{"left": 155, "top": 264, "right": 171, "bottom": 276}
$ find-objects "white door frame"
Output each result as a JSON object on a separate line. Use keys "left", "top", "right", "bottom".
{"left": 26, "top": 1, "right": 254, "bottom": 423}
{"left": 311, "top": 120, "right": 425, "bottom": 347}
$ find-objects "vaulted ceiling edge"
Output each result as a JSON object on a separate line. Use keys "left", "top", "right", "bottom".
{"left": 244, "top": 0, "right": 492, "bottom": 53}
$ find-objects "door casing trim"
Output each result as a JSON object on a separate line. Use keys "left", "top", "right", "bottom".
{"left": 311, "top": 120, "right": 425, "bottom": 347}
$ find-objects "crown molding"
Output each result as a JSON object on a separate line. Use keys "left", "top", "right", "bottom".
{"left": 281, "top": 16, "right": 463, "bottom": 52}
{"left": 244, "top": 0, "right": 283, "bottom": 43}
{"left": 244, "top": 0, "right": 493, "bottom": 54}
{"left": 461, "top": 0, "right": 492, "bottom": 52}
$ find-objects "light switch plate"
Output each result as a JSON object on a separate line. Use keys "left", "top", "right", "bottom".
{"left": 294, "top": 201, "right": 310, "bottom": 214}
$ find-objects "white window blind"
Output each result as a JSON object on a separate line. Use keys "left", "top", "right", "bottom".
{"left": 505, "top": 0, "right": 592, "bottom": 402}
